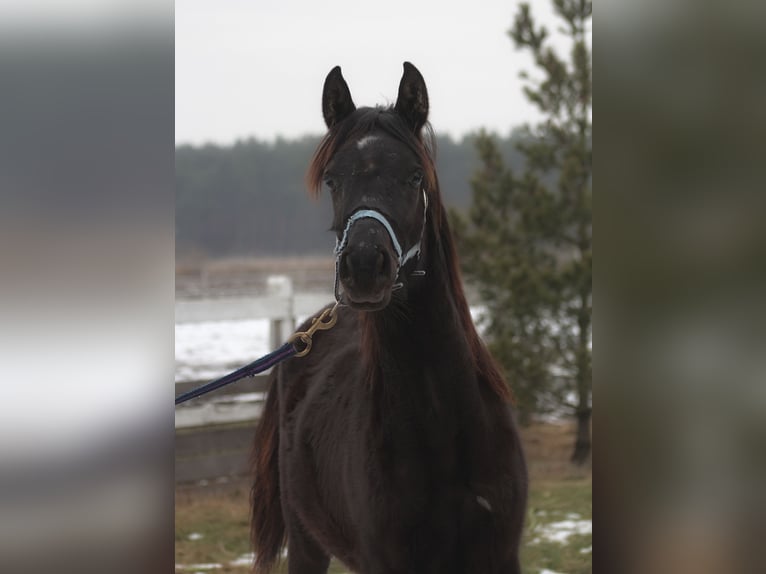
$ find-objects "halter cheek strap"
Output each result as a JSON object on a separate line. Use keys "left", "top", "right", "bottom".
{"left": 334, "top": 190, "right": 428, "bottom": 302}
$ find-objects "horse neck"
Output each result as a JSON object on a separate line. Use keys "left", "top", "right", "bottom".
{"left": 360, "top": 217, "right": 477, "bottom": 386}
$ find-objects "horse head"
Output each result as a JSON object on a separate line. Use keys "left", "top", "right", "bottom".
{"left": 312, "top": 62, "right": 433, "bottom": 311}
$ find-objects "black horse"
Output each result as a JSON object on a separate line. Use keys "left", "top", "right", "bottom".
{"left": 251, "top": 63, "right": 527, "bottom": 574}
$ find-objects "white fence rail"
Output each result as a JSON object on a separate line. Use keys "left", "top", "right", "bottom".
{"left": 175, "top": 393, "right": 266, "bottom": 429}
{"left": 175, "top": 295, "right": 294, "bottom": 323}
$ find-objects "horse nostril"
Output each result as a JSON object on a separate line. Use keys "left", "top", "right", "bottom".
{"left": 376, "top": 250, "right": 389, "bottom": 277}
{"left": 338, "top": 252, "right": 351, "bottom": 280}
{"left": 340, "top": 251, "right": 353, "bottom": 280}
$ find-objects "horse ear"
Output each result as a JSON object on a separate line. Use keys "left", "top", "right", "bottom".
{"left": 395, "top": 62, "right": 429, "bottom": 133}
{"left": 322, "top": 66, "right": 356, "bottom": 129}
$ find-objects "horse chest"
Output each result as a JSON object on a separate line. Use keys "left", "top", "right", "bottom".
{"left": 361, "top": 382, "right": 466, "bottom": 503}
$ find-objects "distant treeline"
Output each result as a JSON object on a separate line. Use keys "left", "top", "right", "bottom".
{"left": 176, "top": 132, "right": 527, "bottom": 258}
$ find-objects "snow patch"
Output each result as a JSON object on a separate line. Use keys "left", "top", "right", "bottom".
{"left": 531, "top": 518, "right": 592, "bottom": 544}
{"left": 175, "top": 319, "right": 269, "bottom": 382}
{"left": 229, "top": 553, "right": 254, "bottom": 566}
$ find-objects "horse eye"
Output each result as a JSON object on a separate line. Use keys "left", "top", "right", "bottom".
{"left": 408, "top": 171, "right": 424, "bottom": 188}
{"left": 323, "top": 175, "right": 337, "bottom": 190}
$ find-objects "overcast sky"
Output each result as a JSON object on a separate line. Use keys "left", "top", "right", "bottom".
{"left": 176, "top": 0, "right": 587, "bottom": 145}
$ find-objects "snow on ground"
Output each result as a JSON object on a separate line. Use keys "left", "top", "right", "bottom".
{"left": 175, "top": 318, "right": 270, "bottom": 382}
{"left": 227, "top": 553, "right": 254, "bottom": 567}
{"left": 531, "top": 516, "right": 592, "bottom": 545}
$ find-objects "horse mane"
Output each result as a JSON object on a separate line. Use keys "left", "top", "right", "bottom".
{"left": 436, "top": 203, "right": 513, "bottom": 403}
{"left": 307, "top": 107, "right": 512, "bottom": 403}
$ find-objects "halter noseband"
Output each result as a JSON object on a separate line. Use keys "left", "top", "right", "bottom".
{"left": 334, "top": 189, "right": 428, "bottom": 302}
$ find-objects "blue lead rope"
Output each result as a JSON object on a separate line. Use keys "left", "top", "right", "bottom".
{"left": 174, "top": 341, "right": 296, "bottom": 405}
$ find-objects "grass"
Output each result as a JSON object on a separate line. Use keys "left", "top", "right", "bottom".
{"left": 175, "top": 483, "right": 350, "bottom": 573}
{"left": 521, "top": 479, "right": 592, "bottom": 574}
{"left": 176, "top": 422, "right": 591, "bottom": 573}
{"left": 175, "top": 484, "right": 252, "bottom": 569}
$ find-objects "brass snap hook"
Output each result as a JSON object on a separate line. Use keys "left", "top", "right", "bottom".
{"left": 288, "top": 302, "right": 339, "bottom": 358}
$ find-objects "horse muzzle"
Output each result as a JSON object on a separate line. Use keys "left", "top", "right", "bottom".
{"left": 337, "top": 219, "right": 398, "bottom": 310}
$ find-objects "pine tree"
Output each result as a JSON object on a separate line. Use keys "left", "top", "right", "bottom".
{"left": 455, "top": 0, "right": 592, "bottom": 463}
